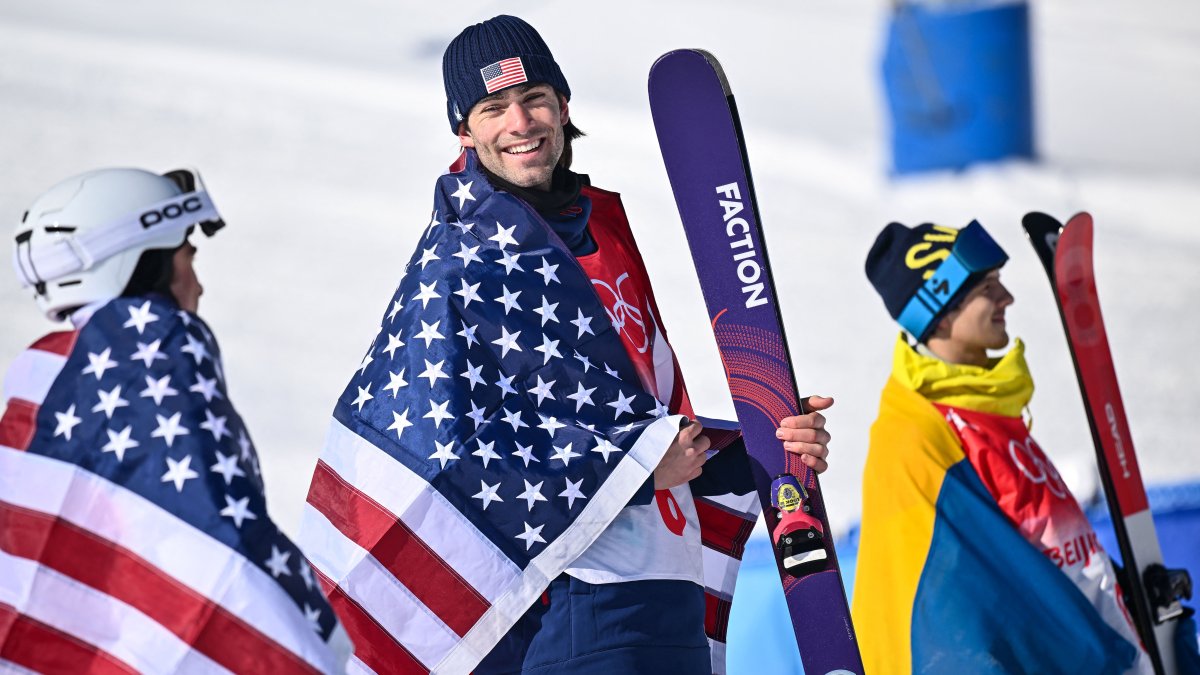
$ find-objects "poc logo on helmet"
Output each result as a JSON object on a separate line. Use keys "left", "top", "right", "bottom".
{"left": 140, "top": 196, "right": 203, "bottom": 229}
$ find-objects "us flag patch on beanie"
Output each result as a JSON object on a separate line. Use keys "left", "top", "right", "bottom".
{"left": 481, "top": 57, "right": 527, "bottom": 93}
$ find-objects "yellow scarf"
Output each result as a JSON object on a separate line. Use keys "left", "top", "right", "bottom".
{"left": 890, "top": 333, "right": 1033, "bottom": 418}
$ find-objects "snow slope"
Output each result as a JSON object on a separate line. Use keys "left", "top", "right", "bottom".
{"left": 2, "top": 0, "right": 1197, "bottom": 544}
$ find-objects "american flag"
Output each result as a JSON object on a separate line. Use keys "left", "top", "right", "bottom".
{"left": 480, "top": 57, "right": 527, "bottom": 94}
{"left": 300, "top": 151, "right": 757, "bottom": 674}
{"left": 0, "top": 297, "right": 350, "bottom": 674}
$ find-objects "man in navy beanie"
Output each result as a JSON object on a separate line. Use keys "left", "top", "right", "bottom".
{"left": 301, "top": 14, "right": 835, "bottom": 675}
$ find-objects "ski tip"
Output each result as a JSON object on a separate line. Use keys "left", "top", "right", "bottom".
{"left": 1058, "top": 211, "right": 1094, "bottom": 251}
{"left": 1021, "top": 211, "right": 1063, "bottom": 232}
{"left": 1020, "top": 211, "right": 1064, "bottom": 247}
{"left": 1019, "top": 212, "right": 1064, "bottom": 279}
{"left": 690, "top": 49, "right": 730, "bottom": 89}
{"left": 1066, "top": 211, "right": 1094, "bottom": 230}
{"left": 649, "top": 49, "right": 732, "bottom": 96}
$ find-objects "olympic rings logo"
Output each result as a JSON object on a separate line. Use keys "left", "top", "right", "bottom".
{"left": 1008, "top": 437, "right": 1069, "bottom": 499}
{"left": 592, "top": 272, "right": 651, "bottom": 354}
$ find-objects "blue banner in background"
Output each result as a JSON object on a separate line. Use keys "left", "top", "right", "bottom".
{"left": 882, "top": 1, "right": 1035, "bottom": 174}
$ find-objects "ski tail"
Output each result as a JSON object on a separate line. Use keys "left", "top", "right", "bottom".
{"left": 1022, "top": 211, "right": 1183, "bottom": 674}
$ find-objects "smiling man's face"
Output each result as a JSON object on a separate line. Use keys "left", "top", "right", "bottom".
{"left": 458, "top": 83, "right": 568, "bottom": 191}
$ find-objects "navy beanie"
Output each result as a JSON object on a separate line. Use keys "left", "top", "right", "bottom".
{"left": 442, "top": 15, "right": 571, "bottom": 133}
{"left": 865, "top": 221, "right": 1007, "bottom": 341}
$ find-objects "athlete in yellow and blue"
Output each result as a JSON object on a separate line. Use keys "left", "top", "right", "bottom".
{"left": 853, "top": 221, "right": 1150, "bottom": 674}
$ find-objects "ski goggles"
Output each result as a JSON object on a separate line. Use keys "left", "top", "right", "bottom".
{"left": 896, "top": 220, "right": 1008, "bottom": 341}
{"left": 162, "top": 168, "right": 225, "bottom": 237}
{"left": 14, "top": 168, "right": 225, "bottom": 290}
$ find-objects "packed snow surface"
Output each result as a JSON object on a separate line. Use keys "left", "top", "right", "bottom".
{"left": 2, "top": 0, "right": 1198, "bottom": 542}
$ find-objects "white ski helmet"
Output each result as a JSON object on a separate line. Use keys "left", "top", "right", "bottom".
{"left": 14, "top": 167, "right": 224, "bottom": 321}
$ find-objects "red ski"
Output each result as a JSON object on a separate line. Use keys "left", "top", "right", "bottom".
{"left": 1024, "top": 211, "right": 1192, "bottom": 675}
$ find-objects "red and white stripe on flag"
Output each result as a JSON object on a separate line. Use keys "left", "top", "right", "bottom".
{"left": 301, "top": 418, "right": 522, "bottom": 674}
{"left": 0, "top": 332, "right": 346, "bottom": 674}
{"left": 303, "top": 413, "right": 696, "bottom": 674}
{"left": 697, "top": 491, "right": 759, "bottom": 674}
{"left": 480, "top": 57, "right": 527, "bottom": 94}
{"left": 0, "top": 331, "right": 75, "bottom": 452}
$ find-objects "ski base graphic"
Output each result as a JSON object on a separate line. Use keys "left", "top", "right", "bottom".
{"left": 650, "top": 48, "right": 863, "bottom": 674}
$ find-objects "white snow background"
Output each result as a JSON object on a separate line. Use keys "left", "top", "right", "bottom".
{"left": 2, "top": 0, "right": 1197, "bottom": 590}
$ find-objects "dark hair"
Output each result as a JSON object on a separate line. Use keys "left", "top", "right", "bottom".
{"left": 121, "top": 247, "right": 176, "bottom": 298}
{"left": 558, "top": 119, "right": 585, "bottom": 170}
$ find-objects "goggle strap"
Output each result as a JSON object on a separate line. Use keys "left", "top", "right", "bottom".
{"left": 897, "top": 253, "right": 972, "bottom": 340}
{"left": 12, "top": 230, "right": 43, "bottom": 291}
{"left": 12, "top": 191, "right": 221, "bottom": 288}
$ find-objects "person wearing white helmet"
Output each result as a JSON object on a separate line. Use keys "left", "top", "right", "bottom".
{"left": 0, "top": 168, "right": 351, "bottom": 673}
{"left": 14, "top": 167, "right": 223, "bottom": 321}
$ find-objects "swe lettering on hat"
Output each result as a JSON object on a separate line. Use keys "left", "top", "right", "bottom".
{"left": 904, "top": 224, "right": 958, "bottom": 280}
{"left": 865, "top": 220, "right": 1008, "bottom": 341}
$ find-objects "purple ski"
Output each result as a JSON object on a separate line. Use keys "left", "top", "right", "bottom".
{"left": 649, "top": 49, "right": 863, "bottom": 673}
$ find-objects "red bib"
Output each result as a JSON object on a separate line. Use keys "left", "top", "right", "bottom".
{"left": 574, "top": 186, "right": 693, "bottom": 418}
